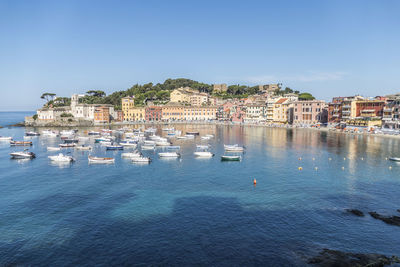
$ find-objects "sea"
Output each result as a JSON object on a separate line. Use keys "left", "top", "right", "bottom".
{"left": 1, "top": 111, "right": 400, "bottom": 266}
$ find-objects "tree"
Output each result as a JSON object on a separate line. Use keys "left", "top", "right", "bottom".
{"left": 298, "top": 92, "right": 315, "bottom": 100}
{"left": 40, "top": 93, "right": 56, "bottom": 102}
{"left": 86, "top": 90, "right": 106, "bottom": 97}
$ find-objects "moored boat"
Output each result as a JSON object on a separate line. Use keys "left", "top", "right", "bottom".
{"left": 75, "top": 145, "right": 92, "bottom": 151}
{"left": 221, "top": 155, "right": 241, "bottom": 161}
{"left": 106, "top": 145, "right": 124, "bottom": 150}
{"left": 10, "top": 141, "right": 32, "bottom": 146}
{"left": 59, "top": 143, "right": 76, "bottom": 148}
{"left": 186, "top": 131, "right": 199, "bottom": 135}
{"left": 88, "top": 156, "right": 115, "bottom": 164}
{"left": 131, "top": 156, "right": 151, "bottom": 163}
{"left": 48, "top": 153, "right": 74, "bottom": 162}
{"left": 224, "top": 144, "right": 245, "bottom": 152}
{"left": 0, "top": 136, "right": 12, "bottom": 141}
{"left": 141, "top": 145, "right": 155, "bottom": 150}
{"left": 389, "top": 157, "right": 400, "bottom": 162}
{"left": 194, "top": 151, "right": 214, "bottom": 158}
{"left": 121, "top": 151, "right": 142, "bottom": 158}
{"left": 158, "top": 152, "right": 180, "bottom": 158}
{"left": 25, "top": 131, "right": 40, "bottom": 136}
{"left": 10, "top": 150, "right": 36, "bottom": 159}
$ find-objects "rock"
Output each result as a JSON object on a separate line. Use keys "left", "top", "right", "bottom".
{"left": 308, "top": 248, "right": 400, "bottom": 266}
{"left": 369, "top": 211, "right": 400, "bottom": 226}
{"left": 346, "top": 209, "right": 364, "bottom": 217}
{"left": 8, "top": 122, "right": 25, "bottom": 127}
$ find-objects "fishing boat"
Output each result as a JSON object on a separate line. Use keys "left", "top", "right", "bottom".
{"left": 10, "top": 141, "right": 32, "bottom": 146}
{"left": 25, "top": 131, "right": 40, "bottom": 136}
{"left": 224, "top": 144, "right": 245, "bottom": 152}
{"left": 106, "top": 145, "right": 124, "bottom": 150}
{"left": 48, "top": 153, "right": 74, "bottom": 162}
{"left": 47, "top": 146, "right": 61, "bottom": 151}
{"left": 158, "top": 152, "right": 180, "bottom": 158}
{"left": 0, "top": 136, "right": 12, "bottom": 141}
{"left": 88, "top": 156, "right": 115, "bottom": 164}
{"left": 221, "top": 155, "right": 241, "bottom": 161}
{"left": 131, "top": 156, "right": 151, "bottom": 163}
{"left": 75, "top": 145, "right": 92, "bottom": 151}
{"left": 186, "top": 131, "right": 199, "bottom": 135}
{"left": 59, "top": 143, "right": 76, "bottom": 148}
{"left": 10, "top": 150, "right": 36, "bottom": 159}
{"left": 389, "top": 157, "right": 400, "bottom": 162}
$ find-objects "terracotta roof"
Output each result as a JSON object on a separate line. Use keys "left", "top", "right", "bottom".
{"left": 275, "top": 98, "right": 288, "bottom": 104}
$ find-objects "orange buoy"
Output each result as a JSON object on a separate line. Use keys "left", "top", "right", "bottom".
{"left": 253, "top": 179, "right": 257, "bottom": 185}
{"left": 298, "top": 167, "right": 303, "bottom": 170}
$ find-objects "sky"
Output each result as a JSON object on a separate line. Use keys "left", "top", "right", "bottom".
{"left": 0, "top": 0, "right": 399, "bottom": 111}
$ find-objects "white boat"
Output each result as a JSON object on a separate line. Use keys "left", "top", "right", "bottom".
{"left": 158, "top": 152, "right": 180, "bottom": 158}
{"left": 201, "top": 136, "right": 211, "bottom": 140}
{"left": 77, "top": 136, "right": 90, "bottom": 141}
{"left": 389, "top": 157, "right": 400, "bottom": 162}
{"left": 141, "top": 145, "right": 155, "bottom": 150}
{"left": 10, "top": 150, "right": 36, "bottom": 159}
{"left": 0, "top": 136, "right": 12, "bottom": 141}
{"left": 162, "top": 127, "right": 174, "bottom": 131}
{"left": 156, "top": 141, "right": 171, "bottom": 146}
{"left": 131, "top": 156, "right": 151, "bottom": 163}
{"left": 119, "top": 140, "right": 137, "bottom": 147}
{"left": 224, "top": 144, "right": 245, "bottom": 152}
{"left": 121, "top": 152, "right": 142, "bottom": 158}
{"left": 194, "top": 151, "right": 214, "bottom": 158}
{"left": 144, "top": 140, "right": 156, "bottom": 145}
{"left": 47, "top": 146, "right": 61, "bottom": 151}
{"left": 176, "top": 136, "right": 187, "bottom": 140}
{"left": 196, "top": 145, "right": 210, "bottom": 149}
{"left": 88, "top": 156, "right": 115, "bottom": 164}
{"left": 48, "top": 153, "right": 74, "bottom": 162}
{"left": 42, "top": 130, "right": 58, "bottom": 137}
{"left": 205, "top": 134, "right": 214, "bottom": 138}
{"left": 184, "top": 134, "right": 195, "bottom": 139}
{"left": 25, "top": 131, "right": 40, "bottom": 136}
{"left": 59, "top": 143, "right": 76, "bottom": 148}
{"left": 75, "top": 145, "right": 92, "bottom": 151}
{"left": 99, "top": 141, "right": 112, "bottom": 146}
{"left": 60, "top": 130, "right": 75, "bottom": 136}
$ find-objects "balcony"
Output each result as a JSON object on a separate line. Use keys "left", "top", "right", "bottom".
{"left": 342, "top": 105, "right": 351, "bottom": 108}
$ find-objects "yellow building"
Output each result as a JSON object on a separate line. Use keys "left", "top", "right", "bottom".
{"left": 162, "top": 105, "right": 184, "bottom": 121}
{"left": 121, "top": 96, "right": 135, "bottom": 121}
{"left": 124, "top": 107, "right": 145, "bottom": 122}
{"left": 170, "top": 87, "right": 199, "bottom": 103}
{"left": 273, "top": 98, "right": 290, "bottom": 123}
{"left": 184, "top": 106, "right": 217, "bottom": 121}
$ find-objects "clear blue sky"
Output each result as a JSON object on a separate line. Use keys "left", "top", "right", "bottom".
{"left": 0, "top": 0, "right": 399, "bottom": 111}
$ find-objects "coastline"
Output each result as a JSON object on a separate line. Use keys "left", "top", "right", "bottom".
{"left": 18, "top": 119, "right": 400, "bottom": 140}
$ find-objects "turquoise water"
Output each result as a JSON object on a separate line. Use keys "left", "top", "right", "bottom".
{"left": 1, "top": 119, "right": 400, "bottom": 265}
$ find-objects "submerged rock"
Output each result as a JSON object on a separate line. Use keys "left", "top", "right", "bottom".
{"left": 346, "top": 209, "right": 364, "bottom": 217}
{"left": 308, "top": 248, "right": 400, "bottom": 266}
{"left": 369, "top": 211, "right": 400, "bottom": 226}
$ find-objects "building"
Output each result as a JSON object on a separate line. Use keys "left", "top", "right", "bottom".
{"left": 145, "top": 106, "right": 163, "bottom": 121}
{"left": 162, "top": 104, "right": 184, "bottom": 121}
{"left": 273, "top": 98, "right": 290, "bottom": 123}
{"left": 293, "top": 100, "right": 328, "bottom": 125}
{"left": 327, "top": 97, "right": 345, "bottom": 124}
{"left": 213, "top": 83, "right": 227, "bottom": 93}
{"left": 170, "top": 87, "right": 199, "bottom": 103}
{"left": 121, "top": 96, "right": 135, "bottom": 121}
{"left": 352, "top": 99, "right": 384, "bottom": 119}
{"left": 183, "top": 106, "right": 217, "bottom": 121}
{"left": 265, "top": 97, "right": 280, "bottom": 122}
{"left": 189, "top": 93, "right": 208, "bottom": 106}
{"left": 382, "top": 96, "right": 400, "bottom": 129}
{"left": 259, "top": 84, "right": 280, "bottom": 94}
{"left": 245, "top": 104, "right": 266, "bottom": 123}
{"left": 94, "top": 106, "right": 110, "bottom": 123}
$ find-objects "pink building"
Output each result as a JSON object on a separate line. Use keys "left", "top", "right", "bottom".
{"left": 293, "top": 100, "right": 328, "bottom": 125}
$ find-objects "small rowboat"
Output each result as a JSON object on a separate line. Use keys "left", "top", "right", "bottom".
{"left": 10, "top": 141, "right": 32, "bottom": 146}
{"left": 158, "top": 152, "right": 180, "bottom": 158}
{"left": 221, "top": 155, "right": 241, "bottom": 161}
{"left": 194, "top": 151, "right": 214, "bottom": 158}
{"left": 131, "top": 156, "right": 151, "bottom": 163}
{"left": 389, "top": 157, "right": 400, "bottom": 162}
{"left": 75, "top": 145, "right": 92, "bottom": 151}
{"left": 10, "top": 150, "right": 36, "bottom": 159}
{"left": 88, "top": 156, "right": 115, "bottom": 164}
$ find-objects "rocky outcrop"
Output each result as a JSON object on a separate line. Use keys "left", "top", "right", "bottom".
{"left": 369, "top": 211, "right": 400, "bottom": 226}
{"left": 308, "top": 248, "right": 400, "bottom": 266}
{"left": 346, "top": 209, "right": 364, "bottom": 217}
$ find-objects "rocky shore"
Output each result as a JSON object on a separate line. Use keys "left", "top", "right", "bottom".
{"left": 308, "top": 249, "right": 400, "bottom": 266}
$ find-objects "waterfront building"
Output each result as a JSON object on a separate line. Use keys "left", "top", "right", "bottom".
{"left": 273, "top": 98, "right": 290, "bottom": 124}
{"left": 37, "top": 106, "right": 72, "bottom": 121}
{"left": 382, "top": 95, "right": 400, "bottom": 129}
{"left": 94, "top": 106, "right": 110, "bottom": 123}
{"left": 183, "top": 106, "right": 217, "bottom": 121}
{"left": 121, "top": 96, "right": 135, "bottom": 120}
{"left": 328, "top": 97, "right": 345, "bottom": 124}
{"left": 352, "top": 99, "right": 384, "bottom": 119}
{"left": 213, "top": 83, "right": 227, "bottom": 93}
{"left": 124, "top": 107, "right": 145, "bottom": 122}
{"left": 293, "top": 100, "right": 328, "bottom": 125}
{"left": 245, "top": 104, "right": 266, "bottom": 123}
{"left": 145, "top": 106, "right": 163, "bottom": 121}
{"left": 266, "top": 97, "right": 280, "bottom": 122}
{"left": 162, "top": 104, "right": 184, "bottom": 121}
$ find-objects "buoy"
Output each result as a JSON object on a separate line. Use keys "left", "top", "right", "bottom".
{"left": 298, "top": 157, "right": 302, "bottom": 160}
{"left": 312, "top": 158, "right": 315, "bottom": 161}
{"left": 342, "top": 166, "right": 345, "bottom": 170}
{"left": 298, "top": 167, "right": 303, "bottom": 170}
{"left": 361, "top": 157, "right": 364, "bottom": 160}
{"left": 328, "top": 158, "right": 332, "bottom": 161}
{"left": 344, "top": 157, "right": 346, "bottom": 160}
{"left": 389, "top": 166, "right": 392, "bottom": 170}
{"left": 253, "top": 178, "right": 257, "bottom": 185}
{"left": 385, "top": 157, "right": 388, "bottom": 160}
{"left": 314, "top": 167, "right": 318, "bottom": 171}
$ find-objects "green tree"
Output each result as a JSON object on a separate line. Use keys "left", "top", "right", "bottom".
{"left": 298, "top": 93, "right": 315, "bottom": 100}
{"left": 86, "top": 90, "right": 106, "bottom": 97}
{"left": 40, "top": 93, "right": 56, "bottom": 102}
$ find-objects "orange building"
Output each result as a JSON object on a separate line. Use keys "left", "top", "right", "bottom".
{"left": 94, "top": 107, "right": 110, "bottom": 123}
